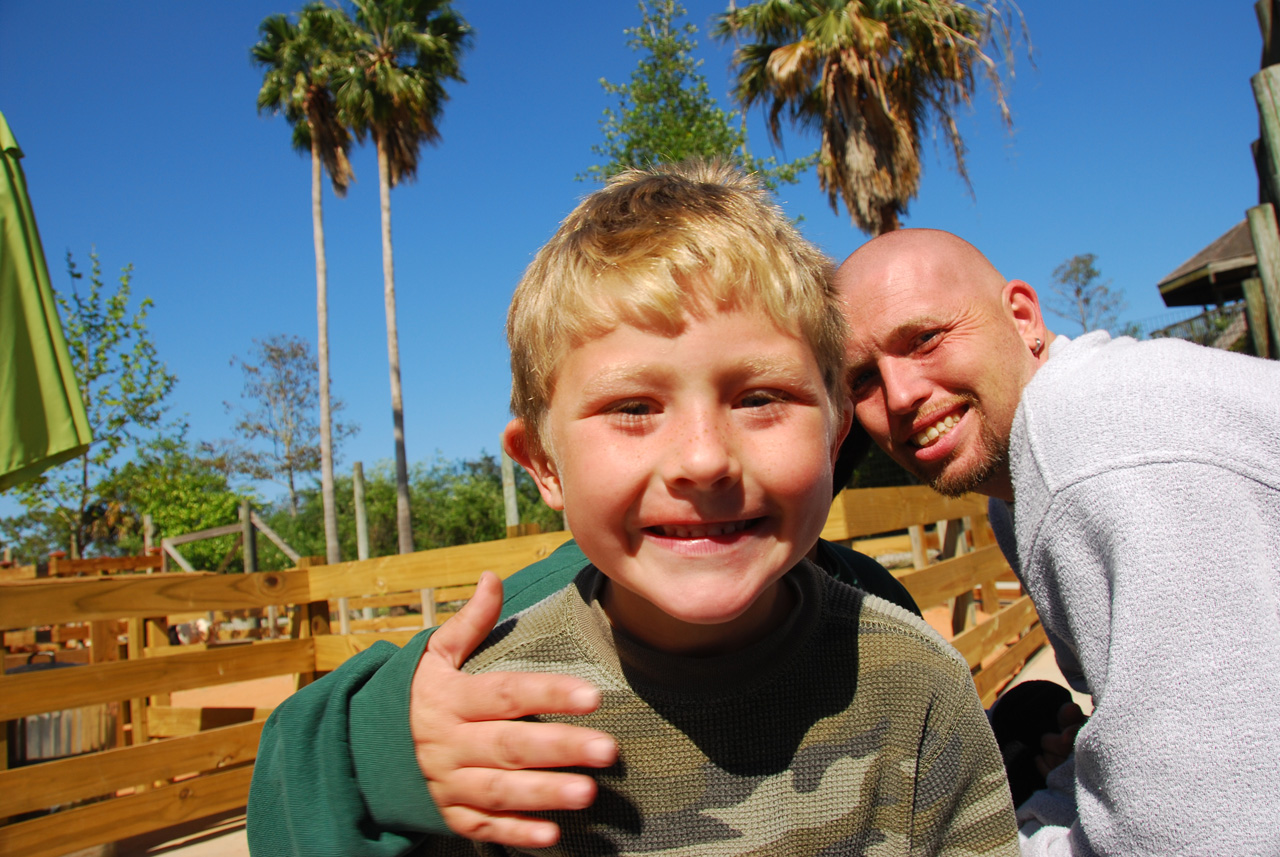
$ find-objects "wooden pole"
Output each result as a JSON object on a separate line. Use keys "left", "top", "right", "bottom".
{"left": 353, "top": 462, "right": 373, "bottom": 621}
{"left": 1246, "top": 204, "right": 1280, "bottom": 357}
{"left": 501, "top": 449, "right": 521, "bottom": 538}
{"left": 1243, "top": 277, "right": 1272, "bottom": 357}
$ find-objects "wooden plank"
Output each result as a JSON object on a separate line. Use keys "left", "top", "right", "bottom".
{"left": 1247, "top": 202, "right": 1280, "bottom": 355}
{"left": 147, "top": 705, "right": 273, "bottom": 738}
{"left": 896, "top": 546, "right": 1011, "bottom": 612}
{"left": 821, "top": 486, "right": 988, "bottom": 543}
{"left": 0, "top": 720, "right": 263, "bottom": 818}
{"left": 0, "top": 563, "right": 37, "bottom": 582}
{"left": 306, "top": 530, "right": 574, "bottom": 600}
{"left": 950, "top": 595, "right": 1039, "bottom": 669}
{"left": 250, "top": 512, "right": 301, "bottom": 563}
{"left": 49, "top": 554, "right": 163, "bottom": 576}
{"left": 0, "top": 569, "right": 312, "bottom": 628}
{"left": 0, "top": 638, "right": 314, "bottom": 720}
{"left": 314, "top": 631, "right": 421, "bottom": 671}
{"left": 166, "top": 523, "right": 242, "bottom": 548}
{"left": 0, "top": 764, "right": 254, "bottom": 857}
{"left": 974, "top": 624, "right": 1049, "bottom": 707}
{"left": 348, "top": 614, "right": 435, "bottom": 633}
{"left": 162, "top": 540, "right": 196, "bottom": 572}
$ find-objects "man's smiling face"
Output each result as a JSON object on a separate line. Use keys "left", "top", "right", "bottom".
{"left": 836, "top": 230, "right": 1045, "bottom": 501}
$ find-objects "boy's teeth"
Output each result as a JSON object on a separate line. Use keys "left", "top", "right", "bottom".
{"left": 912, "top": 413, "right": 961, "bottom": 448}
{"left": 657, "top": 520, "right": 749, "bottom": 538}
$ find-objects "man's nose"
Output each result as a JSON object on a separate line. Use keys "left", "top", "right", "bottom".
{"left": 880, "top": 359, "right": 931, "bottom": 415}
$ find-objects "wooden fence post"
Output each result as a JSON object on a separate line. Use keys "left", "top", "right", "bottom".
{"left": 293, "top": 556, "right": 331, "bottom": 689}
{"left": 1246, "top": 204, "right": 1280, "bottom": 357}
{"left": 353, "top": 462, "right": 373, "bottom": 621}
{"left": 1243, "top": 277, "right": 1272, "bottom": 358}
{"left": 502, "top": 449, "right": 521, "bottom": 538}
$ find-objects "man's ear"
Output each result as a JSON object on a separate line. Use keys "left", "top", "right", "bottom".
{"left": 1004, "top": 279, "right": 1050, "bottom": 356}
{"left": 502, "top": 418, "right": 564, "bottom": 511}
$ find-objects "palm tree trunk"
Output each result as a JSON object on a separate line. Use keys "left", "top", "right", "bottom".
{"left": 311, "top": 139, "right": 341, "bottom": 564}
{"left": 376, "top": 136, "right": 414, "bottom": 555}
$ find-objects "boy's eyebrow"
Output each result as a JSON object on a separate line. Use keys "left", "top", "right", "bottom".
{"left": 578, "top": 355, "right": 818, "bottom": 398}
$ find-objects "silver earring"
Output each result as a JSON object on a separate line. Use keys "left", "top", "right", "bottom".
{"left": 1032, "top": 337, "right": 1043, "bottom": 356}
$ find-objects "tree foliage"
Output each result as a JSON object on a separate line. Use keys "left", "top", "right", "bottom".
{"left": 8, "top": 251, "right": 176, "bottom": 558}
{"left": 715, "top": 0, "right": 1026, "bottom": 234}
{"left": 261, "top": 453, "right": 563, "bottom": 568}
{"left": 585, "top": 0, "right": 812, "bottom": 188}
{"left": 207, "top": 334, "right": 356, "bottom": 517}
{"left": 1046, "top": 253, "right": 1129, "bottom": 335}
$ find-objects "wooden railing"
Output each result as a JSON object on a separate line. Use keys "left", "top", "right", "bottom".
{"left": 0, "top": 487, "right": 1041, "bottom": 856}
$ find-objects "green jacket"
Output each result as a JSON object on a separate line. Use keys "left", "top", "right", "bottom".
{"left": 247, "top": 539, "right": 919, "bottom": 856}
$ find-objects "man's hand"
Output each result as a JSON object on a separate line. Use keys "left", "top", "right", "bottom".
{"left": 1035, "top": 701, "right": 1087, "bottom": 778}
{"left": 410, "top": 571, "right": 618, "bottom": 848}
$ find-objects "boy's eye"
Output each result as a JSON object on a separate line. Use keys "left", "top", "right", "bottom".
{"left": 738, "top": 390, "right": 785, "bottom": 408}
{"left": 605, "top": 400, "right": 653, "bottom": 417}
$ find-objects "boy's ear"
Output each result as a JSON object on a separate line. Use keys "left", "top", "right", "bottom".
{"left": 502, "top": 418, "right": 565, "bottom": 511}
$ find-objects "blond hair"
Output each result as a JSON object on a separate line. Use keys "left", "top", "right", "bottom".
{"left": 508, "top": 160, "right": 844, "bottom": 456}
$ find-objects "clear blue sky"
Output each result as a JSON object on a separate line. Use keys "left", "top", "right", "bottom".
{"left": 0, "top": 2, "right": 1262, "bottom": 507}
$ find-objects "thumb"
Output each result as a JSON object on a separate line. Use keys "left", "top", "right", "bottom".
{"left": 426, "top": 570, "right": 504, "bottom": 669}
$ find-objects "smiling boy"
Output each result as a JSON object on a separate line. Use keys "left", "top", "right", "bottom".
{"left": 400, "top": 161, "right": 1017, "bottom": 856}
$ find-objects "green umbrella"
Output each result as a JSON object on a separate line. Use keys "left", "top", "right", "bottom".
{"left": 0, "top": 110, "right": 91, "bottom": 491}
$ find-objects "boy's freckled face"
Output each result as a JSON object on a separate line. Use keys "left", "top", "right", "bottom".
{"left": 529, "top": 306, "right": 845, "bottom": 654}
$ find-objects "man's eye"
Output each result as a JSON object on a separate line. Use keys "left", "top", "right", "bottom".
{"left": 916, "top": 330, "right": 941, "bottom": 348}
{"left": 847, "top": 369, "right": 874, "bottom": 395}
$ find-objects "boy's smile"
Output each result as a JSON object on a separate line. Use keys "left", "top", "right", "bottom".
{"left": 508, "top": 305, "right": 849, "bottom": 656}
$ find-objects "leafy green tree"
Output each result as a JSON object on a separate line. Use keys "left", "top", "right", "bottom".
{"left": 584, "top": 0, "right": 811, "bottom": 188}
{"left": 264, "top": 453, "right": 561, "bottom": 566}
{"left": 207, "top": 334, "right": 357, "bottom": 517}
{"left": 1046, "top": 253, "right": 1130, "bottom": 336}
{"left": 253, "top": 3, "right": 357, "bottom": 565}
{"left": 715, "top": 0, "right": 1025, "bottom": 234}
{"left": 105, "top": 436, "right": 249, "bottom": 571}
{"left": 7, "top": 251, "right": 176, "bottom": 558}
{"left": 333, "top": 0, "right": 472, "bottom": 555}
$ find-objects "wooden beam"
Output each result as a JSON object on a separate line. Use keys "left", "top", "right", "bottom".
{"left": 895, "top": 545, "right": 1011, "bottom": 612}
{"left": 1247, "top": 203, "right": 1280, "bottom": 356}
{"left": 165, "top": 524, "right": 241, "bottom": 548}
{"left": 250, "top": 512, "right": 301, "bottom": 563}
{"left": 0, "top": 638, "right": 314, "bottom": 720}
{"left": 0, "top": 720, "right": 263, "bottom": 818}
{"left": 0, "top": 765, "right": 254, "bottom": 857}
{"left": 1243, "top": 277, "right": 1272, "bottom": 358}
{"left": 821, "top": 486, "right": 988, "bottom": 543}
{"left": 162, "top": 540, "right": 196, "bottom": 572}
{"left": 973, "top": 624, "right": 1049, "bottom": 707}
{"left": 950, "top": 595, "right": 1040, "bottom": 669}
{"left": 314, "top": 631, "right": 420, "bottom": 671}
{"left": 305, "top": 530, "right": 574, "bottom": 601}
{"left": 147, "top": 705, "right": 272, "bottom": 738}
{"left": 0, "top": 568, "right": 313, "bottom": 628}
{"left": 49, "top": 554, "right": 163, "bottom": 576}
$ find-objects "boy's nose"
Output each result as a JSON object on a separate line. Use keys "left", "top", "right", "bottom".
{"left": 663, "top": 413, "right": 741, "bottom": 490}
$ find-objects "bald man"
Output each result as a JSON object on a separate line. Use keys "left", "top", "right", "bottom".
{"left": 838, "top": 229, "right": 1280, "bottom": 857}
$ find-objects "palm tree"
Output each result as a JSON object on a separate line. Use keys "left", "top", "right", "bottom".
{"left": 715, "top": 0, "right": 1023, "bottom": 234}
{"left": 334, "top": 0, "right": 471, "bottom": 554}
{"left": 253, "top": 3, "right": 356, "bottom": 565}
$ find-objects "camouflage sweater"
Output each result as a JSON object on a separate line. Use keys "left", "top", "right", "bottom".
{"left": 417, "top": 562, "right": 1017, "bottom": 857}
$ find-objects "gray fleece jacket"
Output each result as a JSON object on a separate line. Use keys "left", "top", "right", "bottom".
{"left": 988, "top": 331, "right": 1280, "bottom": 857}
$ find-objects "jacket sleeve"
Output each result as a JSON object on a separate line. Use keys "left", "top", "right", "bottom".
{"left": 248, "top": 630, "right": 438, "bottom": 856}
{"left": 247, "top": 539, "right": 590, "bottom": 856}
{"left": 1015, "top": 464, "right": 1280, "bottom": 857}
